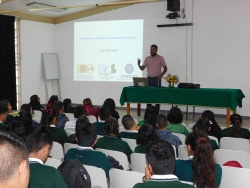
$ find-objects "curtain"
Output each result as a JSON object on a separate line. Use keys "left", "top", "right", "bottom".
{"left": 0, "top": 14, "right": 16, "bottom": 110}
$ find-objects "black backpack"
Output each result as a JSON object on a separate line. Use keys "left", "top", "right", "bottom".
{"left": 57, "top": 159, "right": 91, "bottom": 188}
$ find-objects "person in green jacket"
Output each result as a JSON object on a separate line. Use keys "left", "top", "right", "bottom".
{"left": 0, "top": 101, "right": 8, "bottom": 130}
{"left": 133, "top": 140, "right": 194, "bottom": 188}
{"left": 26, "top": 125, "right": 68, "bottom": 188}
{"left": 0, "top": 131, "right": 30, "bottom": 188}
{"left": 174, "top": 131, "right": 222, "bottom": 187}
{"left": 167, "top": 107, "right": 189, "bottom": 136}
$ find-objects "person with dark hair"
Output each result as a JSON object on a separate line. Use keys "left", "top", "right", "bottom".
{"left": 26, "top": 125, "right": 68, "bottom": 188}
{"left": 52, "top": 101, "right": 69, "bottom": 129}
{"left": 134, "top": 124, "right": 159, "bottom": 154}
{"left": 137, "top": 105, "right": 159, "bottom": 129}
{"left": 200, "top": 110, "right": 221, "bottom": 140}
{"left": 0, "top": 131, "right": 30, "bottom": 188}
{"left": 67, "top": 116, "right": 90, "bottom": 144}
{"left": 64, "top": 105, "right": 86, "bottom": 132}
{"left": 63, "top": 98, "right": 75, "bottom": 113}
{"left": 194, "top": 117, "right": 219, "bottom": 150}
{"left": 46, "top": 95, "right": 58, "bottom": 109}
{"left": 167, "top": 107, "right": 189, "bottom": 136}
{"left": 29, "top": 94, "right": 44, "bottom": 111}
{"left": 65, "top": 117, "right": 113, "bottom": 179}
{"left": 0, "top": 99, "right": 15, "bottom": 125}
{"left": 133, "top": 140, "right": 194, "bottom": 188}
{"left": 95, "top": 118, "right": 133, "bottom": 162}
{"left": 221, "top": 114, "right": 250, "bottom": 139}
{"left": 15, "top": 109, "right": 34, "bottom": 135}
{"left": 120, "top": 115, "right": 139, "bottom": 139}
{"left": 103, "top": 98, "right": 120, "bottom": 120}
{"left": 93, "top": 106, "right": 111, "bottom": 135}
{"left": 83, "top": 98, "right": 100, "bottom": 119}
{"left": 174, "top": 131, "right": 222, "bottom": 187}
{"left": 20, "top": 103, "right": 38, "bottom": 124}
{"left": 40, "top": 109, "right": 68, "bottom": 146}
{"left": 137, "top": 44, "right": 168, "bottom": 116}
{"left": 0, "top": 101, "right": 8, "bottom": 130}
{"left": 155, "top": 114, "right": 182, "bottom": 151}
{"left": 8, "top": 120, "right": 27, "bottom": 141}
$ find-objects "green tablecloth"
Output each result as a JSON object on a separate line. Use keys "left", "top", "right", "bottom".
{"left": 120, "top": 86, "right": 245, "bottom": 110}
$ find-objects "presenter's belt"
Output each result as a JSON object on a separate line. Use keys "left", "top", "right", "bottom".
{"left": 147, "top": 76, "right": 158, "bottom": 79}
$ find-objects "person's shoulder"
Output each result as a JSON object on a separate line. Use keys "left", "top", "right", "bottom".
{"left": 176, "top": 159, "right": 192, "bottom": 166}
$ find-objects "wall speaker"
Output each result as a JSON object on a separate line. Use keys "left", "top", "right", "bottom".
{"left": 167, "top": 0, "right": 180, "bottom": 12}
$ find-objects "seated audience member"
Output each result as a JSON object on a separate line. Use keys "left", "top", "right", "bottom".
{"left": 94, "top": 106, "right": 111, "bottom": 135}
{"left": 15, "top": 109, "right": 34, "bottom": 135}
{"left": 95, "top": 118, "right": 133, "bottom": 162}
{"left": 120, "top": 115, "right": 139, "bottom": 139}
{"left": 29, "top": 94, "right": 44, "bottom": 111}
{"left": 221, "top": 114, "right": 250, "bottom": 140}
{"left": 83, "top": 98, "right": 100, "bottom": 119}
{"left": 103, "top": 98, "right": 120, "bottom": 121}
{"left": 64, "top": 117, "right": 113, "bottom": 179}
{"left": 0, "top": 99, "right": 14, "bottom": 125}
{"left": 40, "top": 109, "right": 68, "bottom": 146}
{"left": 52, "top": 101, "right": 69, "bottom": 129}
{"left": 155, "top": 114, "right": 182, "bottom": 150}
{"left": 26, "top": 125, "right": 68, "bottom": 188}
{"left": 0, "top": 101, "right": 8, "bottom": 130}
{"left": 20, "top": 103, "right": 37, "bottom": 124}
{"left": 194, "top": 117, "right": 219, "bottom": 150}
{"left": 8, "top": 120, "right": 27, "bottom": 141}
{"left": 200, "top": 110, "right": 221, "bottom": 140}
{"left": 133, "top": 140, "right": 194, "bottom": 188}
{"left": 0, "top": 131, "right": 30, "bottom": 188}
{"left": 174, "top": 131, "right": 222, "bottom": 187}
{"left": 63, "top": 98, "right": 75, "bottom": 113}
{"left": 46, "top": 95, "right": 58, "bottom": 109}
{"left": 67, "top": 116, "right": 90, "bottom": 144}
{"left": 167, "top": 107, "right": 189, "bottom": 136}
{"left": 64, "top": 105, "right": 86, "bottom": 132}
{"left": 137, "top": 105, "right": 158, "bottom": 129}
{"left": 134, "top": 124, "right": 159, "bottom": 154}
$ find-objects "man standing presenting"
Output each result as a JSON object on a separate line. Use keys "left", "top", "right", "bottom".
{"left": 138, "top": 44, "right": 167, "bottom": 115}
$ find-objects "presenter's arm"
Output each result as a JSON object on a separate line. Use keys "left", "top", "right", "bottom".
{"left": 138, "top": 59, "right": 145, "bottom": 71}
{"left": 157, "top": 66, "right": 167, "bottom": 80}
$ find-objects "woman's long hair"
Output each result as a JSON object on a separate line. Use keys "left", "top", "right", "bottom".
{"left": 136, "top": 124, "right": 159, "bottom": 145}
{"left": 186, "top": 131, "right": 217, "bottom": 188}
{"left": 229, "top": 114, "right": 242, "bottom": 138}
{"left": 40, "top": 109, "right": 58, "bottom": 128}
{"left": 202, "top": 110, "right": 221, "bottom": 139}
{"left": 104, "top": 118, "right": 120, "bottom": 139}
{"left": 63, "top": 98, "right": 71, "bottom": 112}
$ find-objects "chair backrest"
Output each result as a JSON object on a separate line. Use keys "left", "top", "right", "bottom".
{"left": 121, "top": 138, "right": 137, "bottom": 151}
{"left": 64, "top": 143, "right": 78, "bottom": 154}
{"left": 208, "top": 135, "right": 218, "bottom": 145}
{"left": 32, "top": 118, "right": 40, "bottom": 123}
{"left": 33, "top": 110, "right": 42, "bottom": 119}
{"left": 64, "top": 121, "right": 76, "bottom": 133}
{"left": 109, "top": 168, "right": 144, "bottom": 188}
{"left": 64, "top": 113, "right": 74, "bottom": 121}
{"left": 44, "top": 158, "right": 62, "bottom": 168}
{"left": 220, "top": 166, "right": 250, "bottom": 188}
{"left": 131, "top": 153, "right": 147, "bottom": 173}
{"left": 178, "top": 145, "right": 189, "bottom": 160}
{"left": 172, "top": 132, "right": 186, "bottom": 144}
{"left": 214, "top": 149, "right": 250, "bottom": 169}
{"left": 220, "top": 137, "right": 250, "bottom": 153}
{"left": 50, "top": 141, "right": 64, "bottom": 162}
{"left": 97, "top": 135, "right": 103, "bottom": 139}
{"left": 172, "top": 145, "right": 177, "bottom": 159}
{"left": 187, "top": 123, "right": 195, "bottom": 132}
{"left": 95, "top": 148, "right": 129, "bottom": 170}
{"left": 87, "top": 115, "right": 97, "bottom": 123}
{"left": 84, "top": 165, "right": 108, "bottom": 188}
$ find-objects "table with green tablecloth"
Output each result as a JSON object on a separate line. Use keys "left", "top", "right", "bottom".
{"left": 119, "top": 86, "right": 245, "bottom": 126}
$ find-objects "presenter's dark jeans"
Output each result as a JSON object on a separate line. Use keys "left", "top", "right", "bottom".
{"left": 144, "top": 77, "right": 161, "bottom": 119}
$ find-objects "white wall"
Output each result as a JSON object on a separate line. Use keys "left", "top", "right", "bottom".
{"left": 20, "top": 0, "right": 250, "bottom": 116}
{"left": 20, "top": 20, "right": 56, "bottom": 105}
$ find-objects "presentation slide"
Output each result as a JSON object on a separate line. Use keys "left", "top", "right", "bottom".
{"left": 74, "top": 19, "right": 144, "bottom": 82}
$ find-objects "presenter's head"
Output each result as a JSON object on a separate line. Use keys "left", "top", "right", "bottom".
{"left": 150, "top": 44, "right": 158, "bottom": 56}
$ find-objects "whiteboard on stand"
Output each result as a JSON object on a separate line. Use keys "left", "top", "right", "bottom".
{"left": 42, "top": 53, "right": 59, "bottom": 80}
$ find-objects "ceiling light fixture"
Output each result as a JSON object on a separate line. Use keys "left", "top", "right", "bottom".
{"left": 26, "top": 2, "right": 67, "bottom": 12}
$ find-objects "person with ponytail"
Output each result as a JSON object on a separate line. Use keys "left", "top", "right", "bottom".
{"left": 174, "top": 131, "right": 222, "bottom": 187}
{"left": 221, "top": 114, "right": 250, "bottom": 139}
{"left": 95, "top": 118, "right": 133, "bottom": 163}
{"left": 40, "top": 108, "right": 68, "bottom": 146}
{"left": 63, "top": 98, "right": 75, "bottom": 113}
{"left": 137, "top": 105, "right": 158, "bottom": 128}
